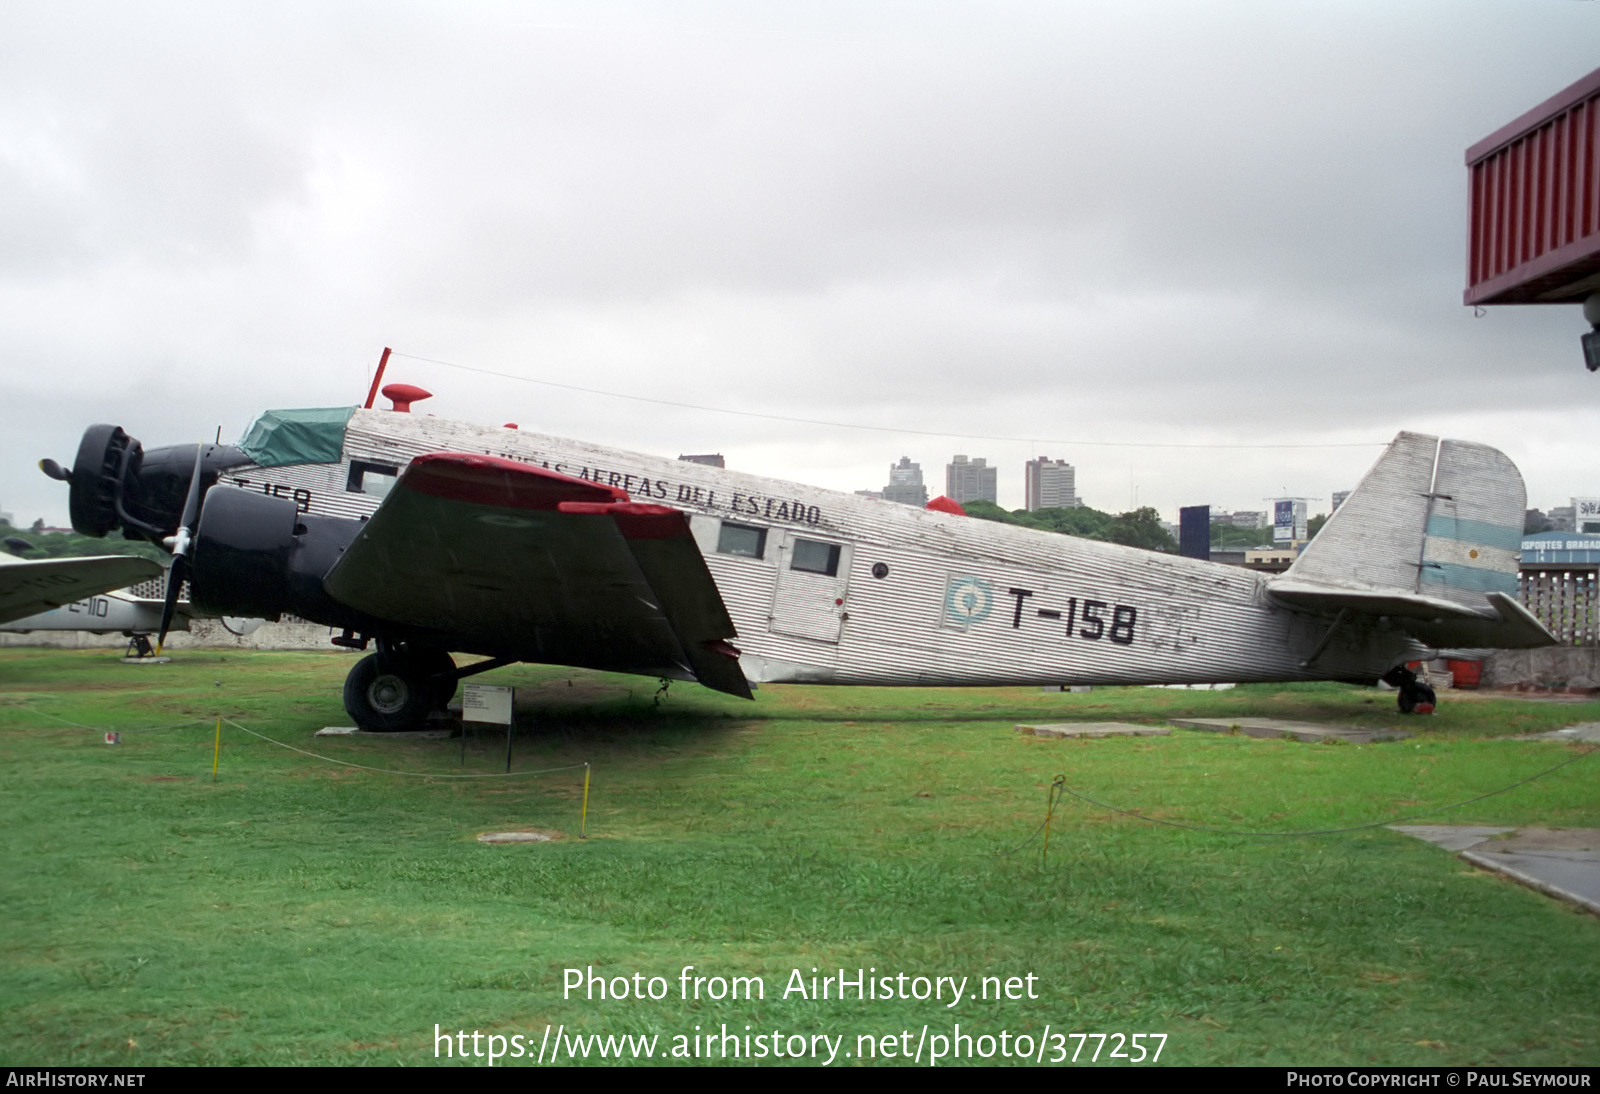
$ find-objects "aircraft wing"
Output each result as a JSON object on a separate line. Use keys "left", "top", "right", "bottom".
{"left": 0, "top": 554, "right": 165, "bottom": 625}
{"left": 320, "top": 453, "right": 751, "bottom": 698}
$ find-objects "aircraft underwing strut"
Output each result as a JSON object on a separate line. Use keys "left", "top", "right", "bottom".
{"left": 1298, "top": 608, "right": 1351, "bottom": 669}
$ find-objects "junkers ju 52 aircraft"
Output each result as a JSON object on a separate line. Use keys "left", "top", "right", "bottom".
{"left": 39, "top": 382, "right": 1554, "bottom": 729}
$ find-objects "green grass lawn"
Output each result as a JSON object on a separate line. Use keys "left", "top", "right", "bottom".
{"left": 1, "top": 649, "right": 1596, "bottom": 1066}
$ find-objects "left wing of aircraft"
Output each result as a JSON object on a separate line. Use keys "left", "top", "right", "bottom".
{"left": 0, "top": 554, "right": 164, "bottom": 626}
{"left": 319, "top": 453, "right": 751, "bottom": 699}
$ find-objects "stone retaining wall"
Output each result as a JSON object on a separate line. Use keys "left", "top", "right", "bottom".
{"left": 1481, "top": 647, "right": 1600, "bottom": 691}
{"left": 0, "top": 620, "right": 342, "bottom": 653}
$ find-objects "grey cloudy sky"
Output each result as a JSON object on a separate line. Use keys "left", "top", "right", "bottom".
{"left": 2, "top": 1, "right": 1596, "bottom": 526}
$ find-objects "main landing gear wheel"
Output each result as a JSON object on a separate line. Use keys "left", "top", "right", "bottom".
{"left": 1383, "top": 666, "right": 1436, "bottom": 716}
{"left": 417, "top": 649, "right": 458, "bottom": 708}
{"left": 343, "top": 651, "right": 454, "bottom": 731}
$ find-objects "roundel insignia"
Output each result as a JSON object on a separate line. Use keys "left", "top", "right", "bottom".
{"left": 943, "top": 575, "right": 993, "bottom": 630}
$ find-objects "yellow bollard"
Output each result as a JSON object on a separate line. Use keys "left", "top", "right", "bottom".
{"left": 1041, "top": 775, "right": 1065, "bottom": 868}
{"left": 580, "top": 762, "right": 591, "bottom": 839}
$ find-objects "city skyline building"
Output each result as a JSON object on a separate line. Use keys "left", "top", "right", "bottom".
{"left": 946, "top": 454, "right": 998, "bottom": 505}
{"left": 882, "top": 456, "right": 928, "bottom": 506}
{"left": 1024, "top": 457, "right": 1078, "bottom": 511}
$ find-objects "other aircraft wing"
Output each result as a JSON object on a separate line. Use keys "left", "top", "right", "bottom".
{"left": 320, "top": 453, "right": 752, "bottom": 698}
{"left": 0, "top": 554, "right": 164, "bottom": 626}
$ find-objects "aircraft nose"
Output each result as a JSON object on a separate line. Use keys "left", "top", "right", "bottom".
{"left": 64, "top": 424, "right": 138, "bottom": 538}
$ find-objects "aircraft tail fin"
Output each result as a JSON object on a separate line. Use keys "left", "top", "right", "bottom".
{"left": 1268, "top": 432, "right": 1554, "bottom": 649}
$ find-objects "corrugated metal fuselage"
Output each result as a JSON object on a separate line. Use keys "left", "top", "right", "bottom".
{"left": 221, "top": 410, "right": 1423, "bottom": 689}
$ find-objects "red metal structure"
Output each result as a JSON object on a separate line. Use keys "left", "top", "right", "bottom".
{"left": 1465, "top": 67, "right": 1600, "bottom": 307}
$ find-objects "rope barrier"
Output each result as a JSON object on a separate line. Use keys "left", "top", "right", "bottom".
{"left": 4, "top": 703, "right": 210, "bottom": 734}
{"left": 3, "top": 703, "right": 587, "bottom": 781}
{"left": 220, "top": 717, "right": 589, "bottom": 780}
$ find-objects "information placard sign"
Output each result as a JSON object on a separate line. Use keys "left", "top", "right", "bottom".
{"left": 462, "top": 684, "right": 513, "bottom": 725}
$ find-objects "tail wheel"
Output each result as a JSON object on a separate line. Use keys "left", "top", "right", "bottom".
{"left": 1397, "top": 681, "right": 1437, "bottom": 716}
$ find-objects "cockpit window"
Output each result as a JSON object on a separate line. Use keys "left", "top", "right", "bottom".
{"left": 347, "top": 460, "right": 399, "bottom": 499}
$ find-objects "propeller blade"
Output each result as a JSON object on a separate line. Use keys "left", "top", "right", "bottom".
{"left": 155, "top": 556, "right": 185, "bottom": 655}
{"left": 155, "top": 447, "right": 206, "bottom": 655}
{"left": 177, "top": 447, "right": 205, "bottom": 531}
{"left": 39, "top": 458, "right": 70, "bottom": 482}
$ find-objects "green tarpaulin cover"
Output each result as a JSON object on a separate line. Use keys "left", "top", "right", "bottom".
{"left": 239, "top": 407, "right": 355, "bottom": 467}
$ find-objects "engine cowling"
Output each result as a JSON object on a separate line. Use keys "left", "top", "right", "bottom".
{"left": 188, "top": 487, "right": 297, "bottom": 618}
{"left": 189, "top": 486, "right": 366, "bottom": 627}
{"left": 63, "top": 424, "right": 251, "bottom": 544}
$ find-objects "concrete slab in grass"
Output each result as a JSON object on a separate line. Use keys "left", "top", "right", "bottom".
{"left": 1391, "top": 826, "right": 1600, "bottom": 916}
{"left": 478, "top": 830, "right": 561, "bottom": 844}
{"left": 1516, "top": 722, "right": 1600, "bottom": 743}
{"left": 1168, "top": 717, "right": 1410, "bottom": 744}
{"left": 315, "top": 726, "right": 454, "bottom": 740}
{"left": 1015, "top": 722, "right": 1171, "bottom": 739}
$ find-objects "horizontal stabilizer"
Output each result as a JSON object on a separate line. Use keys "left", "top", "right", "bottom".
{"left": 1269, "top": 583, "right": 1554, "bottom": 649}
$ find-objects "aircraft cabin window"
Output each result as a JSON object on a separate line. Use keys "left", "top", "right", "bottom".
{"left": 717, "top": 522, "right": 768, "bottom": 560}
{"left": 790, "top": 537, "right": 841, "bottom": 577}
{"left": 347, "top": 460, "right": 399, "bottom": 500}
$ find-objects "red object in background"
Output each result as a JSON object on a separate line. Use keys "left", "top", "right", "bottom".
{"left": 925, "top": 495, "right": 967, "bottom": 516}
{"left": 1465, "top": 67, "right": 1600, "bottom": 306}
{"left": 364, "top": 346, "right": 393, "bottom": 409}
{"left": 1447, "top": 660, "right": 1483, "bottom": 689}
{"left": 382, "top": 383, "right": 433, "bottom": 413}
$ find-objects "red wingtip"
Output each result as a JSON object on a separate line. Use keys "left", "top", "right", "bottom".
{"left": 925, "top": 495, "right": 966, "bottom": 516}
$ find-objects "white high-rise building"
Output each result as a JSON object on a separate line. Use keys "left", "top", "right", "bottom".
{"left": 1024, "top": 457, "right": 1077, "bottom": 511}
{"left": 946, "top": 455, "right": 998, "bottom": 505}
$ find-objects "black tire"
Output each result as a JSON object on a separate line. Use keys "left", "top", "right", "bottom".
{"left": 1397, "top": 682, "right": 1438, "bottom": 716}
{"left": 343, "top": 652, "right": 432, "bottom": 731}
{"left": 417, "top": 649, "right": 458, "bottom": 708}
